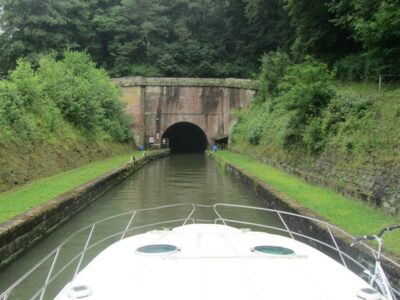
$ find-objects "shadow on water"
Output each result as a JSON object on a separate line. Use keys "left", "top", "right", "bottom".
{"left": 0, "top": 154, "right": 283, "bottom": 299}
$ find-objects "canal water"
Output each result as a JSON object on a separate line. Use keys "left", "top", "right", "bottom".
{"left": 0, "top": 154, "right": 283, "bottom": 299}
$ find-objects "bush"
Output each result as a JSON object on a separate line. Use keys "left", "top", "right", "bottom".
{"left": 303, "top": 118, "right": 326, "bottom": 154}
{"left": 321, "top": 92, "right": 376, "bottom": 155}
{"left": 333, "top": 54, "right": 381, "bottom": 81}
{"left": 0, "top": 51, "right": 132, "bottom": 143}
{"left": 0, "top": 81, "right": 32, "bottom": 139}
{"left": 130, "top": 64, "right": 162, "bottom": 77}
{"left": 213, "top": 58, "right": 256, "bottom": 78}
{"left": 277, "top": 57, "right": 335, "bottom": 149}
{"left": 232, "top": 56, "right": 336, "bottom": 154}
{"left": 157, "top": 54, "right": 177, "bottom": 76}
{"left": 259, "top": 51, "right": 292, "bottom": 98}
{"left": 322, "top": 93, "right": 373, "bottom": 135}
{"left": 247, "top": 118, "right": 263, "bottom": 145}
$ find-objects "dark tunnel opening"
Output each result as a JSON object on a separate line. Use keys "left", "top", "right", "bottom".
{"left": 162, "top": 122, "right": 208, "bottom": 153}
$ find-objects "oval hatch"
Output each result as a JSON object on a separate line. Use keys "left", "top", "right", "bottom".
{"left": 252, "top": 245, "right": 295, "bottom": 256}
{"left": 67, "top": 285, "right": 92, "bottom": 298}
{"left": 136, "top": 244, "right": 179, "bottom": 255}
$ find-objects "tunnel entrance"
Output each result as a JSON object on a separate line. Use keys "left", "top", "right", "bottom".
{"left": 162, "top": 122, "right": 208, "bottom": 153}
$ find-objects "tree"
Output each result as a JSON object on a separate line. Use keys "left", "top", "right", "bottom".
{"left": 0, "top": 0, "right": 90, "bottom": 73}
{"left": 244, "top": 0, "right": 294, "bottom": 55}
{"left": 107, "top": 0, "right": 170, "bottom": 75}
{"left": 329, "top": 0, "right": 400, "bottom": 74}
{"left": 284, "top": 0, "right": 359, "bottom": 63}
{"left": 83, "top": 0, "right": 122, "bottom": 70}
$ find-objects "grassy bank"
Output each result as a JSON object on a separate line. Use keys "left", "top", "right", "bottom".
{"left": 0, "top": 51, "right": 135, "bottom": 194}
{"left": 0, "top": 139, "right": 133, "bottom": 193}
{"left": 212, "top": 151, "right": 400, "bottom": 255}
{"left": 233, "top": 60, "right": 400, "bottom": 215}
{"left": 0, "top": 151, "right": 143, "bottom": 223}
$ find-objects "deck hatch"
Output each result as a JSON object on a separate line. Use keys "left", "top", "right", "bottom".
{"left": 252, "top": 245, "right": 295, "bottom": 256}
{"left": 136, "top": 244, "right": 179, "bottom": 255}
{"left": 67, "top": 285, "right": 92, "bottom": 298}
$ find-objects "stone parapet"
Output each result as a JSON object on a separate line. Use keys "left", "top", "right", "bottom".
{"left": 112, "top": 76, "right": 258, "bottom": 90}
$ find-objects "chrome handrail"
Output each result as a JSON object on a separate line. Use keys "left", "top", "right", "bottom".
{"left": 0, "top": 203, "right": 399, "bottom": 299}
{"left": 213, "top": 203, "right": 400, "bottom": 268}
{"left": 0, "top": 203, "right": 195, "bottom": 300}
{"left": 213, "top": 203, "right": 400, "bottom": 298}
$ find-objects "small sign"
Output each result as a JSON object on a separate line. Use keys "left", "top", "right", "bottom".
{"left": 149, "top": 137, "right": 155, "bottom": 144}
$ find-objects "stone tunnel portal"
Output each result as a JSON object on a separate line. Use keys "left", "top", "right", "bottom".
{"left": 162, "top": 122, "right": 208, "bottom": 153}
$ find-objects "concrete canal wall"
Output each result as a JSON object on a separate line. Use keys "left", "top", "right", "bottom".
{"left": 210, "top": 153, "right": 400, "bottom": 289}
{"left": 0, "top": 150, "right": 169, "bottom": 269}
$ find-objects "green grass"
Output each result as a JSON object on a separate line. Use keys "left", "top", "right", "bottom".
{"left": 213, "top": 151, "right": 400, "bottom": 255}
{"left": 0, "top": 152, "right": 142, "bottom": 223}
{"left": 336, "top": 81, "right": 400, "bottom": 96}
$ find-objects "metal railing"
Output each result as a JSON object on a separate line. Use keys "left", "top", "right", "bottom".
{"left": 0, "top": 203, "right": 399, "bottom": 300}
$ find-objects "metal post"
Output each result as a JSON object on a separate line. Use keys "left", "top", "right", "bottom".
{"left": 120, "top": 210, "right": 137, "bottom": 240}
{"left": 39, "top": 247, "right": 61, "bottom": 300}
{"left": 213, "top": 205, "right": 227, "bottom": 225}
{"left": 182, "top": 204, "right": 196, "bottom": 225}
{"left": 74, "top": 224, "right": 96, "bottom": 279}
{"left": 277, "top": 212, "right": 294, "bottom": 240}
{"left": 327, "top": 225, "right": 347, "bottom": 269}
{"left": 379, "top": 74, "right": 383, "bottom": 91}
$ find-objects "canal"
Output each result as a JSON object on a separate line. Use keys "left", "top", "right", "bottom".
{"left": 0, "top": 154, "right": 283, "bottom": 299}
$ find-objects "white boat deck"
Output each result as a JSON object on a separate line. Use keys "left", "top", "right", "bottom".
{"left": 55, "top": 224, "right": 374, "bottom": 300}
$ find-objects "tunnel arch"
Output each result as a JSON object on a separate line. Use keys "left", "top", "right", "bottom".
{"left": 162, "top": 122, "right": 208, "bottom": 153}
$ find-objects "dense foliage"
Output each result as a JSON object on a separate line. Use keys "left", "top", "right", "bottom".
{"left": 232, "top": 50, "right": 400, "bottom": 214}
{"left": 1, "top": 0, "right": 397, "bottom": 79}
{"left": 234, "top": 52, "right": 335, "bottom": 153}
{"left": 233, "top": 51, "right": 400, "bottom": 163}
{"left": 0, "top": 51, "right": 131, "bottom": 143}
{"left": 0, "top": 0, "right": 292, "bottom": 77}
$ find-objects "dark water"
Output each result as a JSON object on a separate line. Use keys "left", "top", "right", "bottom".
{"left": 0, "top": 154, "right": 283, "bottom": 299}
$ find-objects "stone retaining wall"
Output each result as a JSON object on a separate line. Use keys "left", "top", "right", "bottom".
{"left": 232, "top": 149, "right": 400, "bottom": 216}
{"left": 210, "top": 153, "right": 400, "bottom": 290}
{"left": 0, "top": 150, "right": 169, "bottom": 269}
